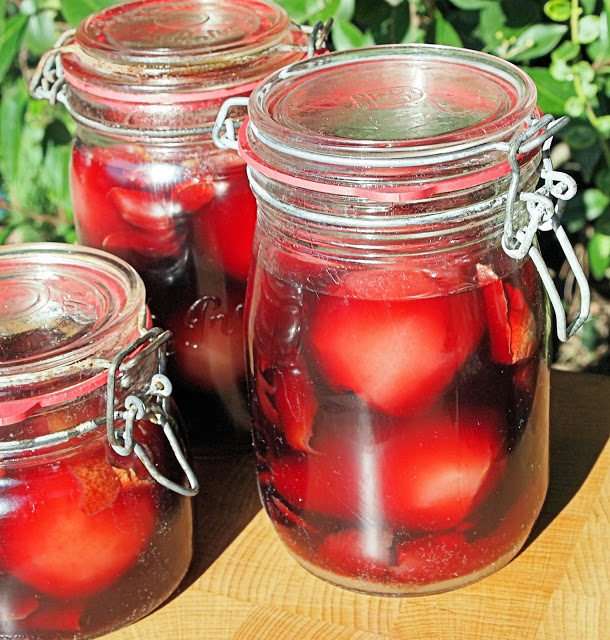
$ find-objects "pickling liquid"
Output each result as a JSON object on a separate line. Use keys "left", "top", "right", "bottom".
{"left": 70, "top": 140, "right": 255, "bottom": 454}
{"left": 0, "top": 414, "right": 192, "bottom": 637}
{"left": 246, "top": 257, "right": 550, "bottom": 595}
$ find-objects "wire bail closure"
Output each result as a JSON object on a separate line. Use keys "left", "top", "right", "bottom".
{"left": 305, "top": 19, "right": 333, "bottom": 58}
{"left": 212, "top": 19, "right": 332, "bottom": 151}
{"left": 0, "top": 326, "right": 199, "bottom": 497}
{"left": 29, "top": 28, "right": 75, "bottom": 106}
{"left": 500, "top": 114, "right": 590, "bottom": 341}
{"left": 106, "top": 327, "right": 199, "bottom": 497}
{"left": 212, "top": 96, "right": 249, "bottom": 151}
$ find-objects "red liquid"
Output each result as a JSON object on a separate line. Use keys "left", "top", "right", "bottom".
{"left": 0, "top": 410, "right": 192, "bottom": 638}
{"left": 70, "top": 140, "right": 257, "bottom": 452}
{"left": 246, "top": 259, "right": 549, "bottom": 594}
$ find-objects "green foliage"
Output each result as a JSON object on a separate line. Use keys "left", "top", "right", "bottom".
{"left": 0, "top": 0, "right": 609, "bottom": 286}
{"left": 0, "top": 0, "right": 92, "bottom": 243}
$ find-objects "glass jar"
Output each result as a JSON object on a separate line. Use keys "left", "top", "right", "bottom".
{"left": 30, "top": 0, "right": 325, "bottom": 456}
{"left": 0, "top": 243, "right": 198, "bottom": 638}
{"left": 230, "top": 46, "right": 590, "bottom": 595}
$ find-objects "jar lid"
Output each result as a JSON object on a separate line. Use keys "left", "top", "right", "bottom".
{"left": 78, "top": 0, "right": 291, "bottom": 64}
{"left": 0, "top": 243, "right": 144, "bottom": 389}
{"left": 240, "top": 45, "right": 539, "bottom": 201}
{"left": 60, "top": 0, "right": 308, "bottom": 100}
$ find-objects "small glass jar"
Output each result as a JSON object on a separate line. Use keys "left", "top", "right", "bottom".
{"left": 0, "top": 243, "right": 198, "bottom": 638}
{"left": 231, "top": 46, "right": 590, "bottom": 595}
{"left": 30, "top": 0, "right": 322, "bottom": 455}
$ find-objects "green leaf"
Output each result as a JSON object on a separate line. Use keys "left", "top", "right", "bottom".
{"left": 0, "top": 79, "right": 29, "bottom": 187}
{"left": 59, "top": 0, "right": 117, "bottom": 26}
{"left": 597, "top": 115, "right": 610, "bottom": 139}
{"left": 0, "top": 0, "right": 6, "bottom": 36}
{"left": 595, "top": 167, "right": 610, "bottom": 195}
{"left": 335, "top": 0, "right": 355, "bottom": 22}
{"left": 274, "top": 0, "right": 345, "bottom": 24}
{"left": 505, "top": 23, "right": 568, "bottom": 62}
{"left": 7, "top": 222, "right": 45, "bottom": 244}
{"left": 447, "top": 0, "right": 494, "bottom": 9}
{"left": 564, "top": 95, "right": 585, "bottom": 118}
{"left": 0, "top": 14, "right": 29, "bottom": 84}
{"left": 587, "top": 6, "right": 609, "bottom": 61}
{"left": 331, "top": 19, "right": 375, "bottom": 50}
{"left": 60, "top": 227, "right": 77, "bottom": 243}
{"left": 544, "top": 0, "right": 571, "bottom": 22}
{"left": 551, "top": 40, "right": 580, "bottom": 62}
{"left": 571, "top": 143, "right": 602, "bottom": 183}
{"left": 526, "top": 67, "right": 576, "bottom": 115}
{"left": 24, "top": 7, "right": 59, "bottom": 56}
{"left": 272, "top": 0, "right": 309, "bottom": 22}
{"left": 41, "top": 138, "right": 73, "bottom": 216}
{"left": 351, "top": 0, "right": 410, "bottom": 45}
{"left": 581, "top": 0, "right": 597, "bottom": 14}
{"left": 434, "top": 9, "right": 463, "bottom": 47}
{"left": 584, "top": 188, "right": 610, "bottom": 221}
{"left": 571, "top": 60, "right": 595, "bottom": 83}
{"left": 588, "top": 232, "right": 610, "bottom": 280}
{"left": 478, "top": 1, "right": 506, "bottom": 34}
{"left": 560, "top": 122, "right": 598, "bottom": 149}
{"left": 578, "top": 15, "right": 601, "bottom": 43}
{"left": 549, "top": 58, "right": 572, "bottom": 81}
{"left": 312, "top": 0, "right": 342, "bottom": 24}
{"left": 596, "top": 208, "right": 610, "bottom": 235}
{"left": 475, "top": 5, "right": 531, "bottom": 56}
{"left": 11, "top": 99, "right": 51, "bottom": 214}
{"left": 561, "top": 191, "right": 587, "bottom": 232}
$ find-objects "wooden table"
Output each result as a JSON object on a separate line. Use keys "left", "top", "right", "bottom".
{"left": 107, "top": 370, "right": 609, "bottom": 640}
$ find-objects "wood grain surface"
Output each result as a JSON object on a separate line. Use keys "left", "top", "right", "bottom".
{"left": 106, "top": 370, "right": 609, "bottom": 640}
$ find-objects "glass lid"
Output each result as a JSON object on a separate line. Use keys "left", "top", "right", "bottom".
{"left": 0, "top": 243, "right": 144, "bottom": 379}
{"left": 246, "top": 45, "right": 537, "bottom": 160}
{"left": 57, "top": 0, "right": 308, "bottom": 99}
{"left": 76, "top": 0, "right": 292, "bottom": 65}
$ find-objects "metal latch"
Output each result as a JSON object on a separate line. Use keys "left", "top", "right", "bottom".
{"left": 500, "top": 115, "right": 590, "bottom": 341}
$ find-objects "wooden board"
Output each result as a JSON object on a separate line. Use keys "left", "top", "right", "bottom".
{"left": 106, "top": 370, "right": 609, "bottom": 640}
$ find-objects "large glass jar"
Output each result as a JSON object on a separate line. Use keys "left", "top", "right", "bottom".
{"left": 233, "top": 46, "right": 590, "bottom": 595}
{"left": 30, "top": 0, "right": 320, "bottom": 455}
{"left": 0, "top": 243, "right": 198, "bottom": 638}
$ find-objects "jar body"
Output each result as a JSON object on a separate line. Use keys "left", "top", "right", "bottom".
{"left": 0, "top": 354, "right": 193, "bottom": 638}
{"left": 245, "top": 185, "right": 551, "bottom": 595}
{"left": 70, "top": 126, "right": 253, "bottom": 454}
{"left": 48, "top": 0, "right": 311, "bottom": 456}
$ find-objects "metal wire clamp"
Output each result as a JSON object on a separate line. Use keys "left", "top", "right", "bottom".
{"left": 106, "top": 327, "right": 199, "bottom": 497}
{"left": 212, "top": 96, "right": 249, "bottom": 151}
{"left": 212, "top": 19, "right": 332, "bottom": 152}
{"left": 500, "top": 115, "right": 590, "bottom": 341}
{"left": 306, "top": 19, "right": 333, "bottom": 58}
{"left": 28, "top": 28, "right": 75, "bottom": 106}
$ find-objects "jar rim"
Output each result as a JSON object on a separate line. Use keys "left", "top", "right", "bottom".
{"left": 241, "top": 44, "right": 539, "bottom": 201}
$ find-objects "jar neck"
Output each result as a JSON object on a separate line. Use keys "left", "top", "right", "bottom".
{"left": 249, "top": 158, "right": 540, "bottom": 263}
{"left": 63, "top": 85, "right": 245, "bottom": 139}
{"left": 0, "top": 343, "right": 159, "bottom": 462}
{"left": 73, "top": 122, "right": 246, "bottom": 178}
